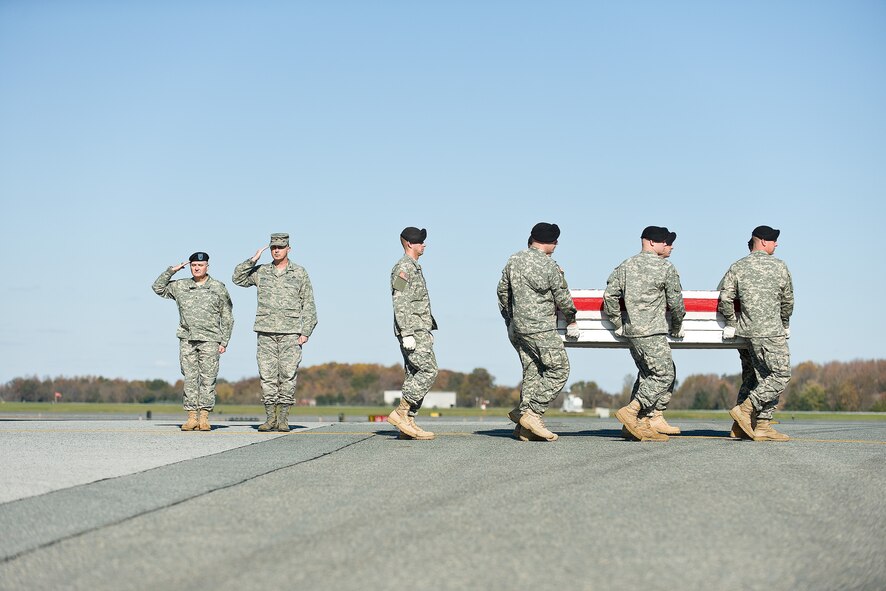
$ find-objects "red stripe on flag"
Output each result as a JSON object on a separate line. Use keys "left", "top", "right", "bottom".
{"left": 573, "top": 297, "right": 724, "bottom": 313}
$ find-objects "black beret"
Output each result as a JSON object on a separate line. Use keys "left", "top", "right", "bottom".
{"left": 530, "top": 222, "right": 560, "bottom": 244}
{"left": 400, "top": 227, "right": 427, "bottom": 244}
{"left": 641, "top": 226, "right": 672, "bottom": 243}
{"left": 189, "top": 252, "right": 209, "bottom": 262}
{"left": 752, "top": 225, "right": 780, "bottom": 241}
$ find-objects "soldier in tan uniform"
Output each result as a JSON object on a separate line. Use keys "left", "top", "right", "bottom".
{"left": 387, "top": 227, "right": 438, "bottom": 440}
{"left": 233, "top": 233, "right": 317, "bottom": 432}
{"left": 153, "top": 252, "right": 234, "bottom": 431}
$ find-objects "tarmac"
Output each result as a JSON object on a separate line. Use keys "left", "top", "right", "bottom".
{"left": 0, "top": 416, "right": 884, "bottom": 590}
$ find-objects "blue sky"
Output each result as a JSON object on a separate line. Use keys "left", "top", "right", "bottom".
{"left": 1, "top": 1, "right": 884, "bottom": 395}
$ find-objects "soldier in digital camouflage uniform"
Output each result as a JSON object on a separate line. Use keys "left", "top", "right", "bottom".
{"left": 497, "top": 222, "right": 579, "bottom": 442}
{"left": 153, "top": 252, "right": 234, "bottom": 431}
{"left": 233, "top": 233, "right": 317, "bottom": 432}
{"left": 387, "top": 226, "right": 438, "bottom": 440}
{"left": 605, "top": 226, "right": 685, "bottom": 442}
{"left": 719, "top": 225, "right": 794, "bottom": 441}
{"left": 724, "top": 238, "right": 757, "bottom": 439}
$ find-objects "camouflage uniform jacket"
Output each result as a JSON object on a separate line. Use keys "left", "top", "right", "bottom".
{"left": 718, "top": 250, "right": 793, "bottom": 337}
{"left": 232, "top": 259, "right": 317, "bottom": 336}
{"left": 497, "top": 247, "right": 577, "bottom": 335}
{"left": 152, "top": 268, "right": 234, "bottom": 346}
{"left": 603, "top": 251, "right": 685, "bottom": 337}
{"left": 391, "top": 255, "right": 437, "bottom": 337}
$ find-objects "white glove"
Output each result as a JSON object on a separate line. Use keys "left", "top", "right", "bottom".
{"left": 723, "top": 326, "right": 736, "bottom": 339}
{"left": 614, "top": 326, "right": 625, "bottom": 337}
{"left": 670, "top": 327, "right": 685, "bottom": 339}
{"left": 401, "top": 335, "right": 416, "bottom": 351}
{"left": 566, "top": 322, "right": 580, "bottom": 339}
{"left": 784, "top": 327, "right": 790, "bottom": 339}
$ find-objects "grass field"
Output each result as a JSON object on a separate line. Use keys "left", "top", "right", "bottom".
{"left": 1, "top": 402, "right": 885, "bottom": 421}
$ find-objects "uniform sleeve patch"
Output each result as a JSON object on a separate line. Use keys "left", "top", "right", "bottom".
{"left": 393, "top": 275, "right": 408, "bottom": 291}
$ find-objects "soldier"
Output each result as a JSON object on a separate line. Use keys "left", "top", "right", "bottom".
{"left": 233, "top": 233, "right": 317, "bottom": 432}
{"left": 719, "top": 225, "right": 794, "bottom": 441}
{"left": 497, "top": 222, "right": 579, "bottom": 442}
{"left": 152, "top": 252, "right": 233, "bottom": 431}
{"left": 387, "top": 227, "right": 438, "bottom": 440}
{"left": 605, "top": 226, "right": 685, "bottom": 442}
{"left": 725, "top": 238, "right": 757, "bottom": 440}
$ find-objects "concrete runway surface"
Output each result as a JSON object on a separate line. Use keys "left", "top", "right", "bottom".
{"left": 0, "top": 417, "right": 884, "bottom": 591}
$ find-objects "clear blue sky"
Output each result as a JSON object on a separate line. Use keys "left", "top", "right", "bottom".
{"left": 1, "top": 1, "right": 884, "bottom": 395}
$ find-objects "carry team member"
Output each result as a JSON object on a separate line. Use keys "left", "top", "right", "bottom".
{"left": 233, "top": 233, "right": 317, "bottom": 432}
{"left": 719, "top": 225, "right": 794, "bottom": 441}
{"left": 497, "top": 222, "right": 579, "bottom": 442}
{"left": 725, "top": 238, "right": 756, "bottom": 440}
{"left": 387, "top": 226, "right": 438, "bottom": 440}
{"left": 605, "top": 226, "right": 685, "bottom": 442}
{"left": 152, "top": 252, "right": 233, "bottom": 431}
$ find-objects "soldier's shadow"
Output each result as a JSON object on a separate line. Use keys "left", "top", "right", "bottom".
{"left": 248, "top": 424, "right": 306, "bottom": 432}
{"left": 475, "top": 428, "right": 624, "bottom": 439}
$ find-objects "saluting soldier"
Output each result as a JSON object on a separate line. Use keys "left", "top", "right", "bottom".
{"left": 387, "top": 227, "right": 438, "bottom": 440}
{"left": 719, "top": 225, "right": 794, "bottom": 441}
{"left": 233, "top": 233, "right": 317, "bottom": 432}
{"left": 497, "top": 222, "right": 579, "bottom": 442}
{"left": 153, "top": 252, "right": 234, "bottom": 431}
{"left": 605, "top": 226, "right": 685, "bottom": 442}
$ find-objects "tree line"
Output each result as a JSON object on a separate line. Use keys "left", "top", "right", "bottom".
{"left": 2, "top": 359, "right": 883, "bottom": 412}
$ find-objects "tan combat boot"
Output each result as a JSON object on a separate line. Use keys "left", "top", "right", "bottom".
{"left": 729, "top": 398, "right": 756, "bottom": 440}
{"left": 258, "top": 404, "right": 277, "bottom": 432}
{"left": 519, "top": 409, "right": 558, "bottom": 441}
{"left": 277, "top": 404, "right": 291, "bottom": 432}
{"left": 729, "top": 420, "right": 753, "bottom": 439}
{"left": 639, "top": 417, "right": 669, "bottom": 441}
{"left": 648, "top": 410, "right": 681, "bottom": 435}
{"left": 181, "top": 410, "right": 198, "bottom": 431}
{"left": 616, "top": 400, "right": 645, "bottom": 441}
{"left": 407, "top": 415, "right": 435, "bottom": 440}
{"left": 754, "top": 419, "right": 790, "bottom": 441}
{"left": 621, "top": 425, "right": 639, "bottom": 441}
{"left": 387, "top": 400, "right": 419, "bottom": 438}
{"left": 197, "top": 410, "right": 211, "bottom": 431}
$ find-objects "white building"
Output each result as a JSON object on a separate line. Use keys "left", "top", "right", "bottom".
{"left": 384, "top": 390, "right": 457, "bottom": 409}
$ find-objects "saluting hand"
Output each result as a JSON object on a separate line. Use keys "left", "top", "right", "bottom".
{"left": 172, "top": 262, "right": 188, "bottom": 272}
{"left": 251, "top": 246, "right": 268, "bottom": 263}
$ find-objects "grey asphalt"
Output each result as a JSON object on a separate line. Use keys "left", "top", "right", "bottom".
{"left": 1, "top": 418, "right": 884, "bottom": 591}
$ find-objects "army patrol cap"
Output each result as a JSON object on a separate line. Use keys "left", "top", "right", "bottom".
{"left": 641, "top": 226, "right": 676, "bottom": 244}
{"left": 530, "top": 222, "right": 560, "bottom": 244}
{"left": 189, "top": 252, "right": 209, "bottom": 262}
{"left": 270, "top": 233, "right": 290, "bottom": 247}
{"left": 752, "top": 225, "right": 780, "bottom": 241}
{"left": 400, "top": 226, "right": 427, "bottom": 244}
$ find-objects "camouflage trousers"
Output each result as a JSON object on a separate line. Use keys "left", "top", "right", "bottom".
{"left": 627, "top": 334, "right": 675, "bottom": 412}
{"left": 179, "top": 339, "right": 220, "bottom": 411}
{"left": 511, "top": 329, "right": 570, "bottom": 416}
{"left": 745, "top": 336, "right": 791, "bottom": 420}
{"left": 257, "top": 332, "right": 303, "bottom": 405}
{"left": 399, "top": 331, "right": 438, "bottom": 415}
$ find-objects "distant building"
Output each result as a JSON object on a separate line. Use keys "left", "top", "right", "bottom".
{"left": 384, "top": 390, "right": 457, "bottom": 409}
{"left": 561, "top": 393, "right": 584, "bottom": 413}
